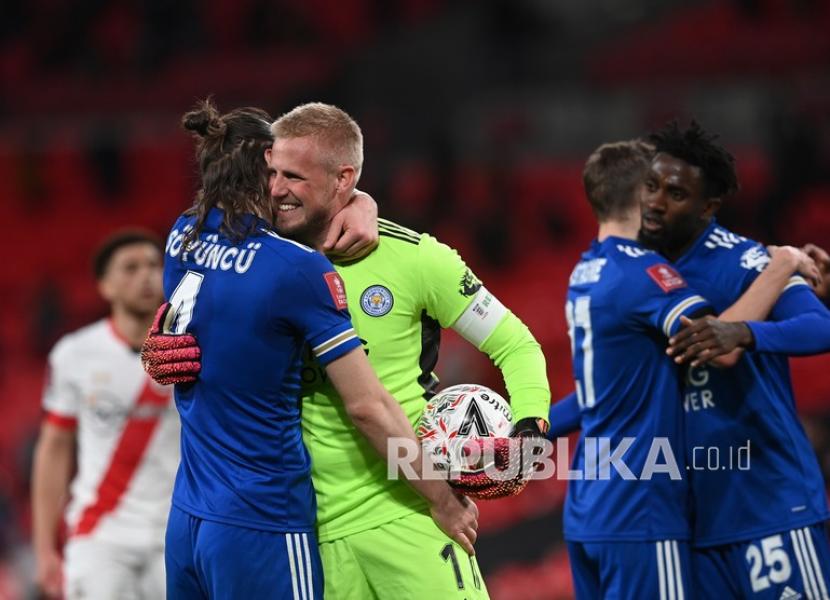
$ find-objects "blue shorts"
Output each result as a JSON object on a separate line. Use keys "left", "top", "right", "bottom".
{"left": 567, "top": 539, "right": 691, "bottom": 600}
{"left": 693, "top": 523, "right": 830, "bottom": 599}
{"left": 165, "top": 504, "right": 323, "bottom": 600}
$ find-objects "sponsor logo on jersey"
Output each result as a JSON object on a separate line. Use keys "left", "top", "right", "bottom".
{"left": 740, "top": 245, "right": 771, "bottom": 272}
{"left": 360, "top": 285, "right": 393, "bottom": 317}
{"left": 646, "top": 264, "right": 687, "bottom": 292}
{"left": 459, "top": 269, "right": 482, "bottom": 297}
{"left": 779, "top": 586, "right": 802, "bottom": 600}
{"left": 324, "top": 272, "right": 348, "bottom": 310}
{"left": 86, "top": 391, "right": 130, "bottom": 433}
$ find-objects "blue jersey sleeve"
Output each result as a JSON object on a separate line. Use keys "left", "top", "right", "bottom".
{"left": 746, "top": 279, "right": 830, "bottom": 355}
{"left": 276, "top": 251, "right": 361, "bottom": 366}
{"left": 547, "top": 392, "right": 581, "bottom": 439}
{"left": 715, "top": 238, "right": 830, "bottom": 355}
{"left": 626, "top": 258, "right": 710, "bottom": 338}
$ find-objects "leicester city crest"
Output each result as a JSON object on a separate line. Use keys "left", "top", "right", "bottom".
{"left": 360, "top": 285, "right": 394, "bottom": 317}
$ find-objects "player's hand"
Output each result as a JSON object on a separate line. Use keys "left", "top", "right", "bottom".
{"left": 323, "top": 190, "right": 379, "bottom": 262}
{"left": 141, "top": 303, "right": 202, "bottom": 385}
{"left": 35, "top": 548, "right": 63, "bottom": 598}
{"left": 510, "top": 417, "right": 549, "bottom": 439}
{"left": 509, "top": 417, "right": 549, "bottom": 474}
{"left": 430, "top": 489, "right": 479, "bottom": 556}
{"left": 802, "top": 243, "right": 830, "bottom": 300}
{"left": 667, "top": 315, "right": 754, "bottom": 367}
{"left": 768, "top": 245, "right": 822, "bottom": 288}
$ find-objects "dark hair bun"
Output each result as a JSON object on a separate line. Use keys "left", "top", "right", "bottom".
{"left": 182, "top": 98, "right": 227, "bottom": 138}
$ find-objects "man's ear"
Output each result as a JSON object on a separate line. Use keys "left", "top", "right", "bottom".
{"left": 703, "top": 197, "right": 722, "bottom": 220}
{"left": 98, "top": 279, "right": 114, "bottom": 303}
{"left": 264, "top": 147, "right": 272, "bottom": 163}
{"left": 336, "top": 166, "right": 356, "bottom": 195}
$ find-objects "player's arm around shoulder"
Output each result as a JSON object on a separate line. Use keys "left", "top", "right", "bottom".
{"left": 719, "top": 244, "right": 817, "bottom": 323}
{"left": 668, "top": 243, "right": 830, "bottom": 366}
{"left": 416, "top": 234, "right": 550, "bottom": 431}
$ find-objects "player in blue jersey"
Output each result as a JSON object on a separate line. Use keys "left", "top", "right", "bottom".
{"left": 159, "top": 100, "right": 478, "bottom": 600}
{"left": 560, "top": 140, "right": 819, "bottom": 600}
{"left": 563, "top": 140, "right": 705, "bottom": 600}
{"left": 639, "top": 121, "right": 830, "bottom": 599}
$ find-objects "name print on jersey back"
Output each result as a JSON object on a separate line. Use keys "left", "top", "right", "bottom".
{"left": 564, "top": 236, "right": 709, "bottom": 543}
{"left": 162, "top": 208, "right": 360, "bottom": 534}
{"left": 166, "top": 226, "right": 263, "bottom": 274}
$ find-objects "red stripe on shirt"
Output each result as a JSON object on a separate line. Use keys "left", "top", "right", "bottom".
{"left": 45, "top": 411, "right": 78, "bottom": 430}
{"left": 73, "top": 378, "right": 170, "bottom": 537}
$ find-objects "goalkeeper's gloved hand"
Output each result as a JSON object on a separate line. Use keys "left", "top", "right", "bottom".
{"left": 510, "top": 417, "right": 549, "bottom": 439}
{"left": 450, "top": 438, "right": 530, "bottom": 500}
{"left": 141, "top": 303, "right": 201, "bottom": 386}
{"left": 510, "top": 417, "right": 549, "bottom": 475}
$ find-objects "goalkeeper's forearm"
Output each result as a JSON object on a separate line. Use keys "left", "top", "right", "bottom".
{"left": 466, "top": 306, "right": 550, "bottom": 424}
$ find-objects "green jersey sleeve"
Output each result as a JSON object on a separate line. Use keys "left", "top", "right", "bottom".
{"left": 478, "top": 312, "right": 551, "bottom": 423}
{"left": 417, "top": 233, "right": 551, "bottom": 424}
{"left": 416, "top": 233, "right": 482, "bottom": 327}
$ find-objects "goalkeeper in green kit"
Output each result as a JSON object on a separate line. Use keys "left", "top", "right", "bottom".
{"left": 143, "top": 102, "right": 550, "bottom": 599}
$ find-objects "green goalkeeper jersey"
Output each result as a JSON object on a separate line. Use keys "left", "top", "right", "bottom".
{"left": 301, "top": 219, "right": 549, "bottom": 542}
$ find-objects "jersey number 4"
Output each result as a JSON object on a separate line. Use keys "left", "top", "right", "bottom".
{"left": 165, "top": 271, "right": 204, "bottom": 334}
{"left": 566, "top": 296, "right": 596, "bottom": 408}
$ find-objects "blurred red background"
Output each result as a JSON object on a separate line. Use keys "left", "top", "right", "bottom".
{"left": 1, "top": 0, "right": 829, "bottom": 597}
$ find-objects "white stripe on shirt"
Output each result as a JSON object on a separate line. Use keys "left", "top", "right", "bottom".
{"left": 312, "top": 329, "right": 358, "bottom": 358}
{"left": 662, "top": 296, "right": 707, "bottom": 338}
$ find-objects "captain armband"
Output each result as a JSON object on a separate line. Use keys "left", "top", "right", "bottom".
{"left": 451, "top": 287, "right": 508, "bottom": 348}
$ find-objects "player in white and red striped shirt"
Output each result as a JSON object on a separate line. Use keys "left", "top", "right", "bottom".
{"left": 31, "top": 230, "right": 178, "bottom": 600}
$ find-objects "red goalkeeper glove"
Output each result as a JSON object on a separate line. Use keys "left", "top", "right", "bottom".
{"left": 450, "top": 437, "right": 532, "bottom": 500}
{"left": 450, "top": 418, "right": 549, "bottom": 500}
{"left": 140, "top": 303, "right": 201, "bottom": 386}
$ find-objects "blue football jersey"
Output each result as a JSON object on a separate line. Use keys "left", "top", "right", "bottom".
{"left": 563, "top": 237, "right": 709, "bottom": 542}
{"left": 162, "top": 208, "right": 361, "bottom": 533}
{"left": 675, "top": 221, "right": 829, "bottom": 547}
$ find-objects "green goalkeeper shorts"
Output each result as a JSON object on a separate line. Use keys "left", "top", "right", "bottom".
{"left": 319, "top": 510, "right": 490, "bottom": 599}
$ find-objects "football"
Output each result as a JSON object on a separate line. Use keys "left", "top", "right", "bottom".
{"left": 416, "top": 384, "right": 513, "bottom": 472}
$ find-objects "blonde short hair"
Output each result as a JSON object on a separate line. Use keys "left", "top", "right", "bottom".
{"left": 271, "top": 102, "right": 363, "bottom": 183}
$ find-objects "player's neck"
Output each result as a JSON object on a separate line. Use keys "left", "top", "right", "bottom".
{"left": 306, "top": 230, "right": 327, "bottom": 253}
{"left": 308, "top": 197, "right": 351, "bottom": 252}
{"left": 661, "top": 222, "right": 710, "bottom": 262}
{"left": 597, "top": 216, "right": 639, "bottom": 242}
{"left": 109, "top": 308, "right": 154, "bottom": 351}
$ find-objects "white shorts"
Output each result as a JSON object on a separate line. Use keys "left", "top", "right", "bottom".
{"left": 64, "top": 537, "right": 165, "bottom": 600}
